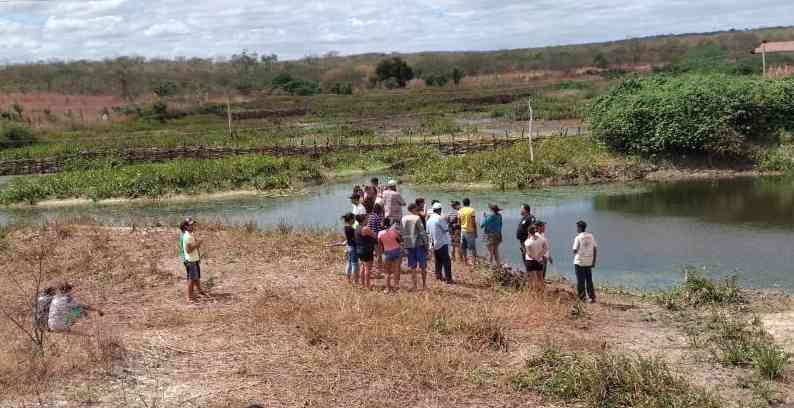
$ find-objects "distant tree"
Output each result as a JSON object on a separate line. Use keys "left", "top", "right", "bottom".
{"left": 271, "top": 72, "right": 294, "bottom": 88}
{"left": 592, "top": 53, "right": 609, "bottom": 69}
{"left": 424, "top": 74, "right": 449, "bottom": 87}
{"left": 106, "top": 56, "right": 144, "bottom": 100}
{"left": 382, "top": 77, "right": 400, "bottom": 90}
{"left": 451, "top": 67, "right": 464, "bottom": 85}
{"left": 152, "top": 80, "right": 178, "bottom": 98}
{"left": 375, "top": 57, "right": 414, "bottom": 88}
{"left": 260, "top": 53, "right": 279, "bottom": 72}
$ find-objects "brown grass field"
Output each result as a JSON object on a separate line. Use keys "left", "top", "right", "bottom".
{"left": 0, "top": 223, "right": 792, "bottom": 407}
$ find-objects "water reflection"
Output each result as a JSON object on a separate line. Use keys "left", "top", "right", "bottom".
{"left": 594, "top": 176, "right": 794, "bottom": 229}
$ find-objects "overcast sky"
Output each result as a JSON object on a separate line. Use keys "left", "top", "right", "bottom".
{"left": 0, "top": 0, "right": 792, "bottom": 63}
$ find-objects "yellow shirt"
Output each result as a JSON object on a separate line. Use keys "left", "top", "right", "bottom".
{"left": 183, "top": 232, "right": 200, "bottom": 262}
{"left": 458, "top": 207, "right": 476, "bottom": 233}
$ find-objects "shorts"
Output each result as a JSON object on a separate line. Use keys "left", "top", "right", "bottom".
{"left": 485, "top": 232, "right": 502, "bottom": 246}
{"left": 383, "top": 248, "right": 401, "bottom": 262}
{"left": 461, "top": 232, "right": 477, "bottom": 253}
{"left": 357, "top": 250, "right": 374, "bottom": 263}
{"left": 525, "top": 259, "right": 543, "bottom": 272}
{"left": 406, "top": 246, "right": 427, "bottom": 269}
{"left": 185, "top": 261, "right": 201, "bottom": 281}
{"left": 450, "top": 229, "right": 461, "bottom": 246}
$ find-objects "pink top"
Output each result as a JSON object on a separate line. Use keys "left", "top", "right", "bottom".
{"left": 378, "top": 228, "right": 401, "bottom": 252}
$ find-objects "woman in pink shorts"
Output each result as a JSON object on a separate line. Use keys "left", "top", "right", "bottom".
{"left": 378, "top": 218, "right": 402, "bottom": 292}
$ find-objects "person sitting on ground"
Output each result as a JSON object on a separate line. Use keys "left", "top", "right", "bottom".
{"left": 481, "top": 203, "right": 504, "bottom": 267}
{"left": 33, "top": 286, "right": 56, "bottom": 331}
{"left": 363, "top": 177, "right": 381, "bottom": 213}
{"left": 458, "top": 198, "right": 478, "bottom": 266}
{"left": 333, "top": 213, "right": 359, "bottom": 285}
{"left": 351, "top": 194, "right": 367, "bottom": 216}
{"left": 355, "top": 214, "right": 377, "bottom": 289}
{"left": 516, "top": 204, "right": 536, "bottom": 262}
{"left": 382, "top": 180, "right": 406, "bottom": 226}
{"left": 427, "top": 202, "right": 453, "bottom": 284}
{"left": 524, "top": 226, "right": 548, "bottom": 292}
{"left": 447, "top": 201, "right": 462, "bottom": 262}
{"left": 378, "top": 218, "right": 402, "bottom": 293}
{"left": 48, "top": 282, "right": 103, "bottom": 334}
{"left": 573, "top": 220, "right": 598, "bottom": 303}
{"left": 402, "top": 203, "right": 429, "bottom": 291}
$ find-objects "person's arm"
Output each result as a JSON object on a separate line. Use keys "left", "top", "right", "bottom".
{"left": 542, "top": 241, "right": 549, "bottom": 261}
{"left": 572, "top": 236, "right": 579, "bottom": 256}
{"left": 185, "top": 236, "right": 201, "bottom": 253}
{"left": 592, "top": 246, "right": 597, "bottom": 268}
{"left": 472, "top": 215, "right": 477, "bottom": 236}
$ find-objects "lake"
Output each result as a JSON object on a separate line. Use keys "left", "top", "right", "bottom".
{"left": 2, "top": 175, "right": 793, "bottom": 291}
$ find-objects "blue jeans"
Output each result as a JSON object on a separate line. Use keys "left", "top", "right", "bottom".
{"left": 346, "top": 245, "right": 359, "bottom": 277}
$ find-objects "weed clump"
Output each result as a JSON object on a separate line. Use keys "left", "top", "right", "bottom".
{"left": 514, "top": 345, "right": 721, "bottom": 408}
{"left": 651, "top": 266, "right": 744, "bottom": 310}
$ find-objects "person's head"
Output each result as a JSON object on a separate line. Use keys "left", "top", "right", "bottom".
{"left": 58, "top": 282, "right": 73, "bottom": 294}
{"left": 528, "top": 226, "right": 537, "bottom": 237}
{"left": 350, "top": 194, "right": 360, "bottom": 204}
{"left": 355, "top": 214, "right": 367, "bottom": 225}
{"left": 370, "top": 177, "right": 379, "bottom": 186}
{"left": 432, "top": 201, "right": 443, "bottom": 214}
{"left": 383, "top": 217, "right": 392, "bottom": 229}
{"left": 387, "top": 179, "right": 398, "bottom": 191}
{"left": 462, "top": 198, "right": 471, "bottom": 207}
{"left": 576, "top": 220, "right": 587, "bottom": 233}
{"left": 536, "top": 220, "right": 546, "bottom": 233}
{"left": 415, "top": 197, "right": 425, "bottom": 208}
{"left": 407, "top": 203, "right": 418, "bottom": 214}
{"left": 520, "top": 204, "right": 531, "bottom": 217}
{"left": 373, "top": 203, "right": 384, "bottom": 216}
{"left": 180, "top": 217, "right": 196, "bottom": 233}
{"left": 341, "top": 213, "right": 355, "bottom": 225}
{"left": 43, "top": 286, "right": 56, "bottom": 296}
{"left": 450, "top": 200, "right": 461, "bottom": 210}
{"left": 489, "top": 203, "right": 502, "bottom": 214}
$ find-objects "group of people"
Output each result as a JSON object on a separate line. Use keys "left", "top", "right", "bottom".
{"left": 337, "top": 177, "right": 600, "bottom": 302}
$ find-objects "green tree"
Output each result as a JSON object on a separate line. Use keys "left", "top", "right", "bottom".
{"left": 451, "top": 67, "right": 464, "bottom": 85}
{"left": 151, "top": 80, "right": 178, "bottom": 98}
{"left": 592, "top": 53, "right": 609, "bottom": 69}
{"left": 375, "top": 57, "right": 414, "bottom": 88}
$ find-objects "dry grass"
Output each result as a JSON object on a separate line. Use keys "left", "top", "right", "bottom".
{"left": 0, "top": 222, "right": 789, "bottom": 407}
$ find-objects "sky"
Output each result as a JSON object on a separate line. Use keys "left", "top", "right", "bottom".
{"left": 0, "top": 0, "right": 792, "bottom": 64}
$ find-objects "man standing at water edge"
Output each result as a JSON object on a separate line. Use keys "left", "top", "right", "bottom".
{"left": 524, "top": 226, "right": 548, "bottom": 291}
{"left": 180, "top": 218, "right": 207, "bottom": 302}
{"left": 573, "top": 220, "right": 598, "bottom": 303}
{"left": 427, "top": 202, "right": 453, "bottom": 283}
{"left": 516, "top": 204, "right": 536, "bottom": 266}
{"left": 383, "top": 180, "right": 406, "bottom": 226}
{"left": 402, "top": 203, "right": 429, "bottom": 291}
{"left": 458, "top": 198, "right": 477, "bottom": 266}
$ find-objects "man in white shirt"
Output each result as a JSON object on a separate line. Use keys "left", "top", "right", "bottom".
{"left": 572, "top": 220, "right": 598, "bottom": 303}
{"left": 181, "top": 218, "right": 207, "bottom": 302}
{"left": 536, "top": 221, "right": 551, "bottom": 280}
{"left": 426, "top": 202, "right": 453, "bottom": 283}
{"left": 524, "top": 226, "right": 548, "bottom": 291}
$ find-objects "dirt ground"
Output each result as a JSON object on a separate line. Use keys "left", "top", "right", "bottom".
{"left": 0, "top": 224, "right": 792, "bottom": 407}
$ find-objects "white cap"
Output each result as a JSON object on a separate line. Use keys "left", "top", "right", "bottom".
{"left": 388, "top": 179, "right": 397, "bottom": 186}
{"left": 432, "top": 202, "right": 443, "bottom": 210}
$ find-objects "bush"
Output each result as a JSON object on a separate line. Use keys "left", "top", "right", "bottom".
{"left": 758, "top": 144, "right": 794, "bottom": 172}
{"left": 588, "top": 74, "right": 794, "bottom": 158}
{"left": 0, "top": 122, "right": 36, "bottom": 149}
{"left": 375, "top": 57, "right": 414, "bottom": 88}
{"left": 650, "top": 266, "right": 744, "bottom": 309}
{"left": 516, "top": 345, "right": 721, "bottom": 407}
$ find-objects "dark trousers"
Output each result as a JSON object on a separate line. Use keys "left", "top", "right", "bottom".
{"left": 434, "top": 245, "right": 453, "bottom": 282}
{"left": 575, "top": 265, "right": 595, "bottom": 301}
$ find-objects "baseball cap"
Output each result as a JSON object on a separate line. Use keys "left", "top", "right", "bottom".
{"left": 387, "top": 179, "right": 397, "bottom": 186}
{"left": 432, "top": 202, "right": 443, "bottom": 210}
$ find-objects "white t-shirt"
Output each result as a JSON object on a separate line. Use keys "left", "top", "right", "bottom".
{"left": 524, "top": 234, "right": 548, "bottom": 262}
{"left": 48, "top": 294, "right": 81, "bottom": 332}
{"left": 573, "top": 232, "right": 597, "bottom": 266}
{"left": 183, "top": 231, "right": 200, "bottom": 262}
{"left": 352, "top": 203, "right": 367, "bottom": 216}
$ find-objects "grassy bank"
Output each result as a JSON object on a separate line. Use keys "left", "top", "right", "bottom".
{"left": 0, "top": 222, "right": 791, "bottom": 406}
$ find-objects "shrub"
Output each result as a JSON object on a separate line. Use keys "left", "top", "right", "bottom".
{"left": 650, "top": 267, "right": 744, "bottom": 309}
{"left": 758, "top": 144, "right": 794, "bottom": 172}
{"left": 0, "top": 122, "right": 36, "bottom": 149}
{"left": 517, "top": 345, "right": 721, "bottom": 407}
{"left": 588, "top": 74, "right": 794, "bottom": 158}
{"left": 375, "top": 57, "right": 414, "bottom": 88}
{"left": 752, "top": 342, "right": 790, "bottom": 380}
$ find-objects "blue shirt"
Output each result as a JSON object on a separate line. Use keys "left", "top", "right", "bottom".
{"left": 480, "top": 213, "right": 503, "bottom": 235}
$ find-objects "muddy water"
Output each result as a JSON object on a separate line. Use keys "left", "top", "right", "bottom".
{"left": 2, "top": 176, "right": 794, "bottom": 291}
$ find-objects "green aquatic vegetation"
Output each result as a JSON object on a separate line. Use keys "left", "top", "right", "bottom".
{"left": 0, "top": 155, "right": 322, "bottom": 204}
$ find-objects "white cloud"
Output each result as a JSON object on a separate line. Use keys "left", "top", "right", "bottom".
{"left": 0, "top": 0, "right": 792, "bottom": 63}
